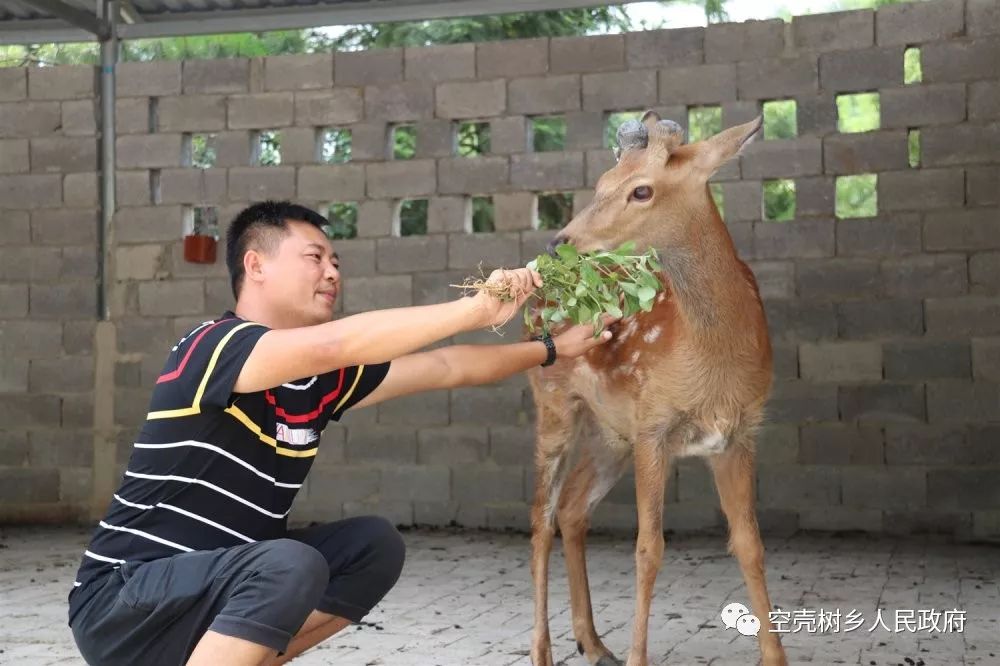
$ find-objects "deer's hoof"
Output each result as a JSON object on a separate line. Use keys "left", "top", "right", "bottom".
{"left": 595, "top": 655, "right": 624, "bottom": 666}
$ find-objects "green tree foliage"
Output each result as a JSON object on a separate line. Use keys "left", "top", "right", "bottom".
{"left": 399, "top": 199, "right": 429, "bottom": 236}
{"left": 763, "top": 180, "right": 796, "bottom": 221}
{"left": 1, "top": 2, "right": 731, "bottom": 67}
{"left": 0, "top": 30, "right": 314, "bottom": 66}
{"left": 537, "top": 193, "right": 573, "bottom": 231}
{"left": 532, "top": 117, "right": 567, "bottom": 152}
{"left": 763, "top": 100, "right": 796, "bottom": 140}
{"left": 325, "top": 202, "right": 359, "bottom": 239}
{"left": 323, "top": 9, "right": 631, "bottom": 50}
{"left": 471, "top": 197, "right": 495, "bottom": 233}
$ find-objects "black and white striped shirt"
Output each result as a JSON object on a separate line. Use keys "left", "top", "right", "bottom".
{"left": 67, "top": 311, "right": 389, "bottom": 624}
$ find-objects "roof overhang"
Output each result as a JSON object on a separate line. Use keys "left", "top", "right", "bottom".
{"left": 0, "top": 0, "right": 609, "bottom": 45}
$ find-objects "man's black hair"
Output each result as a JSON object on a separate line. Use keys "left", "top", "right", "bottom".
{"left": 226, "top": 200, "right": 329, "bottom": 299}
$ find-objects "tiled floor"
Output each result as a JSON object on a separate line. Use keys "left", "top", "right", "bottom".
{"left": 1, "top": 526, "right": 997, "bottom": 665}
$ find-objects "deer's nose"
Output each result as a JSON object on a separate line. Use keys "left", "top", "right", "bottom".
{"left": 546, "top": 236, "right": 567, "bottom": 256}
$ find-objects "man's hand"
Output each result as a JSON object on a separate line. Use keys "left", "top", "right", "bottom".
{"left": 472, "top": 267, "right": 543, "bottom": 328}
{"left": 551, "top": 314, "right": 620, "bottom": 360}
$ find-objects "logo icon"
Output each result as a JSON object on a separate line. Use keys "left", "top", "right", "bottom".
{"left": 721, "top": 601, "right": 759, "bottom": 637}
{"left": 736, "top": 613, "right": 761, "bottom": 636}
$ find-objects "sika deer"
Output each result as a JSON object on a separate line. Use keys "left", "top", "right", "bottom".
{"left": 524, "top": 111, "right": 787, "bottom": 666}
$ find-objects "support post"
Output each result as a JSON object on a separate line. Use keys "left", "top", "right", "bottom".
{"left": 91, "top": 0, "right": 119, "bottom": 521}
{"left": 98, "top": 0, "right": 117, "bottom": 320}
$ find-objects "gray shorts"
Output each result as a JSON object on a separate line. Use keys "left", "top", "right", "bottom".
{"left": 69, "top": 517, "right": 406, "bottom": 666}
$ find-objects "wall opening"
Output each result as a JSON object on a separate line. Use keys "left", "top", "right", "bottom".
{"left": 710, "top": 183, "right": 725, "bottom": 221}
{"left": 397, "top": 199, "right": 429, "bottom": 236}
{"left": 763, "top": 179, "right": 796, "bottom": 221}
{"left": 457, "top": 121, "right": 491, "bottom": 157}
{"left": 392, "top": 125, "right": 417, "bottom": 160}
{"left": 184, "top": 205, "right": 220, "bottom": 238}
{"left": 325, "top": 202, "right": 359, "bottom": 239}
{"left": 835, "top": 174, "right": 878, "bottom": 218}
{"left": 908, "top": 129, "right": 921, "bottom": 168}
{"left": 535, "top": 192, "right": 574, "bottom": 230}
{"left": 321, "top": 128, "right": 352, "bottom": 164}
{"left": 688, "top": 106, "right": 722, "bottom": 142}
{"left": 185, "top": 133, "right": 217, "bottom": 169}
{"left": 470, "top": 196, "right": 495, "bottom": 233}
{"left": 904, "top": 47, "right": 922, "bottom": 84}
{"left": 605, "top": 110, "right": 643, "bottom": 148}
{"left": 763, "top": 100, "right": 798, "bottom": 140}
{"left": 253, "top": 130, "right": 282, "bottom": 166}
{"left": 531, "top": 115, "right": 567, "bottom": 152}
{"left": 836, "top": 93, "right": 880, "bottom": 133}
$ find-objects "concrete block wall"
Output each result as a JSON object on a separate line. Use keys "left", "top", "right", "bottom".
{"left": 0, "top": 64, "right": 99, "bottom": 523}
{"left": 1, "top": 0, "right": 998, "bottom": 540}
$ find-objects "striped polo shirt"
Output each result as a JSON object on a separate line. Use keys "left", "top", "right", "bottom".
{"left": 67, "top": 311, "right": 389, "bottom": 624}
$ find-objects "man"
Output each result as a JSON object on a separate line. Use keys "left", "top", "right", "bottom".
{"left": 68, "top": 201, "right": 615, "bottom": 666}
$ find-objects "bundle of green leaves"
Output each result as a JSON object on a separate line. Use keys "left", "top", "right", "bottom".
{"left": 524, "top": 241, "right": 665, "bottom": 336}
{"left": 454, "top": 241, "right": 665, "bottom": 338}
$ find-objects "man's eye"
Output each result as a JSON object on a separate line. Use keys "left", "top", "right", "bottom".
{"left": 309, "top": 254, "right": 321, "bottom": 261}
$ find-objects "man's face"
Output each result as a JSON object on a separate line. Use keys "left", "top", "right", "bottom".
{"left": 258, "top": 219, "right": 341, "bottom": 326}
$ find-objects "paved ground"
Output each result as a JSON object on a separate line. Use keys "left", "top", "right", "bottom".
{"left": 1, "top": 526, "right": 997, "bottom": 666}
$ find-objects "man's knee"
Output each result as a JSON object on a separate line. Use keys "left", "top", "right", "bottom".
{"left": 256, "top": 538, "right": 329, "bottom": 601}
{"left": 359, "top": 516, "right": 406, "bottom": 586}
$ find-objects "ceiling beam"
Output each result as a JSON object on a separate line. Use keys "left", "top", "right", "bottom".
{"left": 0, "top": 0, "right": 611, "bottom": 44}
{"left": 119, "top": 0, "right": 143, "bottom": 24}
{"left": 19, "top": 0, "right": 110, "bottom": 39}
{"left": 0, "top": 19, "right": 95, "bottom": 44}
{"left": 119, "top": 0, "right": 607, "bottom": 39}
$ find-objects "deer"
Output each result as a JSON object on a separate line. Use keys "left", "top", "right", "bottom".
{"left": 523, "top": 110, "right": 788, "bottom": 666}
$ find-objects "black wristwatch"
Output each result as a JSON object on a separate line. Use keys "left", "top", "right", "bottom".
{"left": 535, "top": 334, "right": 557, "bottom": 367}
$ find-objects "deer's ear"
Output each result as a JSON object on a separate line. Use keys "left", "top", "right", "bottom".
{"left": 699, "top": 115, "right": 763, "bottom": 175}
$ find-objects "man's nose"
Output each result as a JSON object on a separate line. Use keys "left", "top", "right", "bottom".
{"left": 546, "top": 236, "right": 567, "bottom": 256}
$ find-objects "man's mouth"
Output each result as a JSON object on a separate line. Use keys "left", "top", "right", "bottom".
{"left": 318, "top": 291, "right": 337, "bottom": 305}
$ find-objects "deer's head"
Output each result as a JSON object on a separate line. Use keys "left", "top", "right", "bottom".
{"left": 547, "top": 110, "right": 762, "bottom": 255}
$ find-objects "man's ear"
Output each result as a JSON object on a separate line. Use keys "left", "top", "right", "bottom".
{"left": 243, "top": 249, "right": 265, "bottom": 285}
{"left": 698, "top": 115, "right": 763, "bottom": 176}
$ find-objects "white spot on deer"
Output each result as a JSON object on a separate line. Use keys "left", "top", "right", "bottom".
{"left": 630, "top": 351, "right": 641, "bottom": 364}
{"left": 643, "top": 326, "right": 662, "bottom": 344}
{"left": 679, "top": 430, "right": 729, "bottom": 458}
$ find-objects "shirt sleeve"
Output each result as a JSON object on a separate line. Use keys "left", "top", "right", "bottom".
{"left": 328, "top": 361, "right": 391, "bottom": 421}
{"left": 158, "top": 317, "right": 270, "bottom": 411}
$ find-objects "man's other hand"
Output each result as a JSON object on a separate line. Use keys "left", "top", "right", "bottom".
{"left": 551, "top": 314, "right": 620, "bottom": 360}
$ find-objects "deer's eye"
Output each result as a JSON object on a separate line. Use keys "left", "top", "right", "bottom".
{"left": 631, "top": 185, "right": 653, "bottom": 202}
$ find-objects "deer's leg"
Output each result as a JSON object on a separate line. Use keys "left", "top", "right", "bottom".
{"left": 626, "top": 439, "right": 669, "bottom": 666}
{"left": 710, "top": 441, "right": 788, "bottom": 666}
{"left": 530, "top": 409, "right": 575, "bottom": 666}
{"left": 556, "top": 448, "right": 629, "bottom": 666}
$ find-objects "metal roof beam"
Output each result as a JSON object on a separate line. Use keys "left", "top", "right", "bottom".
{"left": 0, "top": 19, "right": 95, "bottom": 44}
{"left": 119, "top": 0, "right": 142, "bottom": 24}
{"left": 118, "top": 0, "right": 607, "bottom": 39}
{"left": 19, "top": 0, "right": 111, "bottom": 38}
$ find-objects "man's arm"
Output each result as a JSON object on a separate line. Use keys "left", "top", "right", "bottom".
{"left": 351, "top": 342, "right": 545, "bottom": 409}
{"left": 233, "top": 268, "right": 542, "bottom": 394}
{"left": 352, "top": 318, "right": 616, "bottom": 409}
{"left": 234, "top": 298, "right": 480, "bottom": 394}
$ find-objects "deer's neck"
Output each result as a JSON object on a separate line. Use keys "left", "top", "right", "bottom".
{"left": 656, "top": 219, "right": 749, "bottom": 340}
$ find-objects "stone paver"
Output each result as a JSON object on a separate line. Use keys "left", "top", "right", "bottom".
{"left": 1, "top": 526, "right": 997, "bottom": 665}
